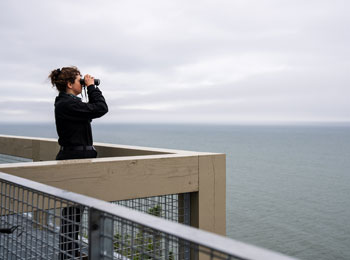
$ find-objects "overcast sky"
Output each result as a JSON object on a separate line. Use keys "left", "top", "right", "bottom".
{"left": 0, "top": 0, "right": 349, "bottom": 124}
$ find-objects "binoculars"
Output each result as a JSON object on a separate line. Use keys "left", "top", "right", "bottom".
{"left": 80, "top": 78, "right": 100, "bottom": 86}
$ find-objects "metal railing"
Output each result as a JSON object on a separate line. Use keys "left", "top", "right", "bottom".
{"left": 0, "top": 172, "right": 297, "bottom": 260}
{"left": 0, "top": 134, "right": 226, "bottom": 247}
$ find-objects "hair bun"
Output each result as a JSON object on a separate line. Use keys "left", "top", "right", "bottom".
{"left": 51, "top": 68, "right": 61, "bottom": 80}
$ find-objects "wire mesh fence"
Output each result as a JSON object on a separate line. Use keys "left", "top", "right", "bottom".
{"left": 0, "top": 172, "right": 297, "bottom": 260}
{"left": 112, "top": 194, "right": 190, "bottom": 225}
{"left": 92, "top": 210, "right": 206, "bottom": 260}
{"left": 0, "top": 181, "right": 89, "bottom": 259}
{"left": 80, "top": 195, "right": 191, "bottom": 259}
{"left": 0, "top": 183, "right": 189, "bottom": 259}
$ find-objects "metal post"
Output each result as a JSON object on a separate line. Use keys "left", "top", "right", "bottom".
{"left": 89, "top": 208, "right": 101, "bottom": 260}
{"left": 89, "top": 208, "right": 113, "bottom": 260}
{"left": 102, "top": 217, "right": 113, "bottom": 259}
{"left": 184, "top": 193, "right": 191, "bottom": 226}
{"left": 178, "top": 193, "right": 191, "bottom": 260}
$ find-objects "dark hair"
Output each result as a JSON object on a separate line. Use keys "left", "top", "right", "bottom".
{"left": 48, "top": 66, "right": 81, "bottom": 92}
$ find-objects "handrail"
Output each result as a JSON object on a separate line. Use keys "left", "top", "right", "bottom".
{"left": 0, "top": 171, "right": 297, "bottom": 260}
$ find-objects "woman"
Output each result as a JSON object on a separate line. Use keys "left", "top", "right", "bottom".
{"left": 49, "top": 66, "right": 108, "bottom": 160}
{"left": 49, "top": 66, "right": 108, "bottom": 259}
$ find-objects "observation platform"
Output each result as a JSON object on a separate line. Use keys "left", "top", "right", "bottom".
{"left": 0, "top": 134, "right": 297, "bottom": 260}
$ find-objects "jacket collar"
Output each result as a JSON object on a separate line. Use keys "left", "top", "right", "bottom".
{"left": 58, "top": 91, "right": 82, "bottom": 101}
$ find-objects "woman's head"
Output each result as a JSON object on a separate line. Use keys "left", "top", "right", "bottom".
{"left": 49, "top": 66, "right": 81, "bottom": 92}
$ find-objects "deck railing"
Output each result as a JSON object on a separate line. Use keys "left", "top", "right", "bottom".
{"left": 0, "top": 134, "right": 225, "bottom": 236}
{"left": 0, "top": 172, "right": 296, "bottom": 260}
{"left": 0, "top": 134, "right": 297, "bottom": 259}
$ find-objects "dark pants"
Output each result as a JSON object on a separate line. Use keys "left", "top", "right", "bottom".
{"left": 59, "top": 206, "right": 83, "bottom": 259}
{"left": 56, "top": 149, "right": 97, "bottom": 259}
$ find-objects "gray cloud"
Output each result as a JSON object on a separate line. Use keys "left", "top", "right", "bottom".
{"left": 0, "top": 0, "right": 349, "bottom": 124}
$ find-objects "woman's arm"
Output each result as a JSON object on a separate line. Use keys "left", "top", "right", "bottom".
{"left": 56, "top": 86, "right": 108, "bottom": 121}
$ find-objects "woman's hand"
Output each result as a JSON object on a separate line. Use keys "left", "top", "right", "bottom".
{"left": 84, "top": 74, "right": 95, "bottom": 86}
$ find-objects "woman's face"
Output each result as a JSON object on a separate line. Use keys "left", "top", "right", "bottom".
{"left": 69, "top": 74, "right": 83, "bottom": 95}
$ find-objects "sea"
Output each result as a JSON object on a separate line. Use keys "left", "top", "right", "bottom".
{"left": 0, "top": 123, "right": 349, "bottom": 260}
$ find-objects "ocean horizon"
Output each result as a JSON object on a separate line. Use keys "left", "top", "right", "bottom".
{"left": 1, "top": 123, "right": 349, "bottom": 260}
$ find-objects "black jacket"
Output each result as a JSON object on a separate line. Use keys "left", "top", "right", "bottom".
{"left": 54, "top": 85, "right": 108, "bottom": 147}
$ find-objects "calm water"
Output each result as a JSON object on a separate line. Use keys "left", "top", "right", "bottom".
{"left": 1, "top": 123, "right": 350, "bottom": 260}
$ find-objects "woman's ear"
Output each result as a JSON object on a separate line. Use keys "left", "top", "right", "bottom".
{"left": 67, "top": 82, "right": 73, "bottom": 89}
